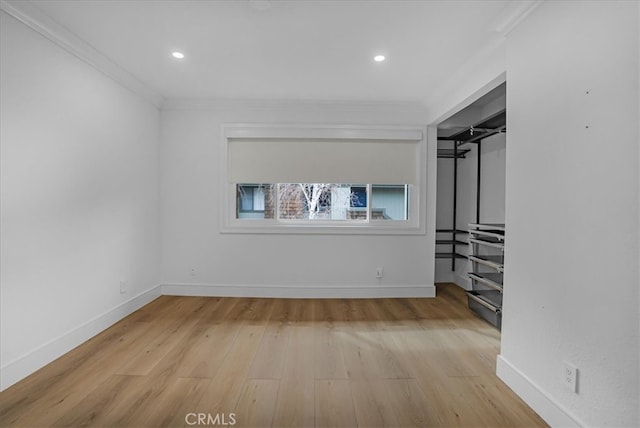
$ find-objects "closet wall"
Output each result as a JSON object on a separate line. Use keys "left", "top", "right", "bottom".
{"left": 435, "top": 94, "right": 506, "bottom": 287}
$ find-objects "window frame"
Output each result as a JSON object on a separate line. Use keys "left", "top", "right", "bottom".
{"left": 220, "top": 124, "right": 427, "bottom": 235}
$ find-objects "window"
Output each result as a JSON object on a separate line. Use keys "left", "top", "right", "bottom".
{"left": 222, "top": 125, "right": 426, "bottom": 234}
{"left": 235, "top": 183, "right": 409, "bottom": 222}
{"left": 371, "top": 185, "right": 409, "bottom": 220}
{"left": 237, "top": 184, "right": 271, "bottom": 219}
{"left": 350, "top": 186, "right": 367, "bottom": 208}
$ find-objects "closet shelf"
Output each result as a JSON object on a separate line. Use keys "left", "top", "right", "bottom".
{"left": 468, "top": 222, "right": 506, "bottom": 329}
{"left": 469, "top": 237, "right": 504, "bottom": 249}
{"left": 436, "top": 230, "right": 468, "bottom": 269}
{"left": 436, "top": 240, "right": 469, "bottom": 246}
{"left": 467, "top": 291, "right": 502, "bottom": 329}
{"left": 469, "top": 229, "right": 505, "bottom": 241}
{"left": 437, "top": 148, "right": 471, "bottom": 159}
{"left": 468, "top": 290, "right": 503, "bottom": 311}
{"left": 468, "top": 223, "right": 505, "bottom": 231}
{"left": 436, "top": 229, "right": 468, "bottom": 234}
{"left": 436, "top": 252, "right": 468, "bottom": 259}
{"left": 468, "top": 255, "right": 504, "bottom": 272}
{"left": 468, "top": 272, "right": 503, "bottom": 291}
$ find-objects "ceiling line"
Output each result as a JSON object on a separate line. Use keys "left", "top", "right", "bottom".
{"left": 0, "top": 0, "right": 164, "bottom": 108}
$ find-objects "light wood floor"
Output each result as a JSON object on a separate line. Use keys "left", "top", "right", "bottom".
{"left": 0, "top": 284, "right": 546, "bottom": 428}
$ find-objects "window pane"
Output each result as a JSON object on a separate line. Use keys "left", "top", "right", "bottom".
{"left": 236, "top": 184, "right": 275, "bottom": 219}
{"left": 350, "top": 186, "right": 367, "bottom": 207}
{"left": 371, "top": 185, "right": 409, "bottom": 220}
{"left": 245, "top": 187, "right": 256, "bottom": 211}
{"left": 236, "top": 184, "right": 409, "bottom": 222}
{"left": 346, "top": 185, "right": 368, "bottom": 220}
{"left": 277, "top": 184, "right": 367, "bottom": 221}
{"left": 253, "top": 186, "right": 265, "bottom": 211}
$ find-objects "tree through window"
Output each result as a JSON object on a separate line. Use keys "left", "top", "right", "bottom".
{"left": 236, "top": 184, "right": 408, "bottom": 221}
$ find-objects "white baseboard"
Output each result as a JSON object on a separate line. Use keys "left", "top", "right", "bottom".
{"left": 0, "top": 284, "right": 161, "bottom": 391}
{"left": 496, "top": 355, "right": 584, "bottom": 428}
{"left": 162, "top": 283, "right": 436, "bottom": 299}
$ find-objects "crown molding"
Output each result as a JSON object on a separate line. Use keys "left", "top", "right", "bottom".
{"left": 0, "top": 0, "right": 164, "bottom": 108}
{"left": 423, "top": 0, "right": 542, "bottom": 122}
{"left": 161, "top": 97, "right": 429, "bottom": 114}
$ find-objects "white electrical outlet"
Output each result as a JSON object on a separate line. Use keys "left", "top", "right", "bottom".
{"left": 119, "top": 280, "right": 127, "bottom": 294}
{"left": 563, "top": 361, "right": 578, "bottom": 393}
{"left": 376, "top": 267, "right": 384, "bottom": 279}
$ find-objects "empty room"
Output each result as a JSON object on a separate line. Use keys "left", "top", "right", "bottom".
{"left": 1, "top": 1, "right": 638, "bottom": 427}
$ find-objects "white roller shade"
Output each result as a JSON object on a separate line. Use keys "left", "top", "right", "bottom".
{"left": 227, "top": 138, "right": 420, "bottom": 184}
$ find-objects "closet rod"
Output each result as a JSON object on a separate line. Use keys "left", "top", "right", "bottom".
{"left": 456, "top": 126, "right": 506, "bottom": 145}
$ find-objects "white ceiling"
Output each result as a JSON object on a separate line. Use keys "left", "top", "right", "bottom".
{"left": 26, "top": 0, "right": 516, "bottom": 103}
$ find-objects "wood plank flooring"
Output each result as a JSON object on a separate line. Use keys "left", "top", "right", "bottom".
{"left": 0, "top": 284, "right": 547, "bottom": 427}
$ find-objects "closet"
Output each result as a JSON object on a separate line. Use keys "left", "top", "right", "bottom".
{"left": 435, "top": 83, "right": 506, "bottom": 329}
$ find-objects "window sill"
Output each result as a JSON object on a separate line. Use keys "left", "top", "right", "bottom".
{"left": 221, "top": 220, "right": 425, "bottom": 235}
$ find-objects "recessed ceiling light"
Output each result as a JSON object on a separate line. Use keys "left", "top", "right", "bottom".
{"left": 172, "top": 51, "right": 185, "bottom": 59}
{"left": 374, "top": 55, "right": 386, "bottom": 62}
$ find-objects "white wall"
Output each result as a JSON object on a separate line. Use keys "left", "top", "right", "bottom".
{"left": 160, "top": 101, "right": 435, "bottom": 297}
{"left": 498, "top": 1, "right": 639, "bottom": 427}
{"left": 0, "top": 11, "right": 161, "bottom": 390}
